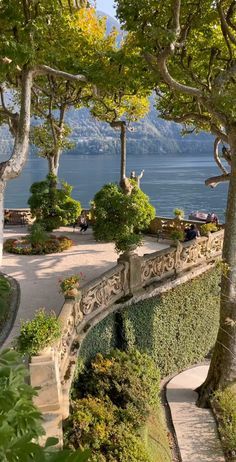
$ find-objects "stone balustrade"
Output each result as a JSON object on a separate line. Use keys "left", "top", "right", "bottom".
{"left": 29, "top": 229, "right": 224, "bottom": 443}
{"left": 149, "top": 216, "right": 224, "bottom": 239}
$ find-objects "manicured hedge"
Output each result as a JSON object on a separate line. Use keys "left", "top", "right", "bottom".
{"left": 79, "top": 268, "right": 220, "bottom": 377}
{"left": 79, "top": 313, "right": 117, "bottom": 362}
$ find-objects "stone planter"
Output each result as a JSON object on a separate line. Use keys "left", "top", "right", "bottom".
{"left": 64, "top": 288, "right": 81, "bottom": 300}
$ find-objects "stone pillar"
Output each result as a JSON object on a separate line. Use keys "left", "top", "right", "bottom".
{"left": 29, "top": 347, "right": 62, "bottom": 412}
{"left": 118, "top": 251, "right": 142, "bottom": 294}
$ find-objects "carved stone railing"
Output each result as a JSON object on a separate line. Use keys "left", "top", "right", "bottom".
{"left": 29, "top": 229, "right": 224, "bottom": 441}
{"left": 141, "top": 230, "right": 223, "bottom": 286}
{"left": 149, "top": 216, "right": 224, "bottom": 239}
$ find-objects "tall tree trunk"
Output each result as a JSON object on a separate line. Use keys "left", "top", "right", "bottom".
{"left": 197, "top": 126, "right": 236, "bottom": 407}
{"left": 0, "top": 67, "right": 33, "bottom": 266}
{"left": 120, "top": 122, "right": 126, "bottom": 183}
{"left": 47, "top": 149, "right": 61, "bottom": 176}
{"left": 0, "top": 181, "right": 5, "bottom": 264}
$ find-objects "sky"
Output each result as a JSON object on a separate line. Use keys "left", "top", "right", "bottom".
{"left": 96, "top": 0, "right": 117, "bottom": 18}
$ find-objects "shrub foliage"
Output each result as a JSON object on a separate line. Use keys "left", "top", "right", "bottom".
{"left": 66, "top": 350, "right": 162, "bottom": 461}
{"left": 79, "top": 268, "right": 220, "bottom": 376}
{"left": 92, "top": 183, "right": 155, "bottom": 253}
{"left": 16, "top": 309, "right": 61, "bottom": 355}
{"left": 4, "top": 233, "right": 73, "bottom": 255}
{"left": 214, "top": 387, "right": 236, "bottom": 457}
{"left": 28, "top": 174, "right": 81, "bottom": 232}
{"left": 0, "top": 349, "right": 89, "bottom": 462}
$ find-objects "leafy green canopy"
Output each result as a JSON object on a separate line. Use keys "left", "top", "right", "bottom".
{"left": 28, "top": 174, "right": 81, "bottom": 231}
{"left": 115, "top": 0, "right": 236, "bottom": 133}
{"left": 92, "top": 183, "right": 155, "bottom": 252}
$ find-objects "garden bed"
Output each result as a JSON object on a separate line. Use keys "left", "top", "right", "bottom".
{"left": 3, "top": 235, "right": 73, "bottom": 255}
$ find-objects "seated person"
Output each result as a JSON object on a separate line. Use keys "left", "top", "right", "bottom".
{"left": 79, "top": 212, "right": 88, "bottom": 232}
{"left": 184, "top": 224, "right": 199, "bottom": 241}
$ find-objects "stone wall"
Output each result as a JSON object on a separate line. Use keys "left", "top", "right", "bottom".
{"left": 29, "top": 230, "right": 224, "bottom": 444}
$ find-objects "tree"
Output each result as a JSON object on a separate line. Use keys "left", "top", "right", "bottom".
{"left": 0, "top": 349, "right": 89, "bottom": 461}
{"left": 0, "top": 0, "right": 95, "bottom": 264}
{"left": 30, "top": 7, "right": 117, "bottom": 176}
{"left": 89, "top": 39, "right": 151, "bottom": 193}
{"left": 116, "top": 0, "right": 236, "bottom": 404}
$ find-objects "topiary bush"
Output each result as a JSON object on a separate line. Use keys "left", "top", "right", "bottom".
{"left": 28, "top": 174, "right": 81, "bottom": 232}
{"left": 16, "top": 309, "right": 61, "bottom": 355}
{"left": 92, "top": 182, "right": 155, "bottom": 253}
{"left": 79, "top": 268, "right": 220, "bottom": 377}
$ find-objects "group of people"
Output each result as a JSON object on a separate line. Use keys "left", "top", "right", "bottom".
{"left": 184, "top": 211, "right": 219, "bottom": 242}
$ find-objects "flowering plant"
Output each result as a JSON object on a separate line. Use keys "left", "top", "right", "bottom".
{"left": 59, "top": 273, "right": 84, "bottom": 296}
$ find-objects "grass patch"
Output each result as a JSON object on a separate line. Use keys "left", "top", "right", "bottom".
{"left": 141, "top": 405, "right": 172, "bottom": 462}
{"left": 0, "top": 276, "right": 12, "bottom": 330}
{"left": 214, "top": 385, "right": 236, "bottom": 460}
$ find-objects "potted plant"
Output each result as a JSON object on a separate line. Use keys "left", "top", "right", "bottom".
{"left": 15, "top": 309, "right": 61, "bottom": 356}
{"left": 173, "top": 208, "right": 185, "bottom": 220}
{"left": 59, "top": 273, "right": 84, "bottom": 298}
{"left": 200, "top": 223, "right": 218, "bottom": 236}
{"left": 170, "top": 229, "right": 185, "bottom": 245}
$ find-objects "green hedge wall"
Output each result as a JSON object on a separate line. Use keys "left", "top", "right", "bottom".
{"left": 79, "top": 313, "right": 117, "bottom": 363}
{"left": 79, "top": 268, "right": 220, "bottom": 376}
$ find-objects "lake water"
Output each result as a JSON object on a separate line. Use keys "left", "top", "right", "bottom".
{"left": 3, "top": 151, "right": 228, "bottom": 221}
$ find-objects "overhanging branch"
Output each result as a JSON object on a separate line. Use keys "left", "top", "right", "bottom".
{"left": 205, "top": 173, "right": 230, "bottom": 187}
{"left": 34, "top": 65, "right": 87, "bottom": 83}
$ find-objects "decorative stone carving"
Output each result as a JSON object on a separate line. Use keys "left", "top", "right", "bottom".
{"left": 81, "top": 269, "right": 124, "bottom": 315}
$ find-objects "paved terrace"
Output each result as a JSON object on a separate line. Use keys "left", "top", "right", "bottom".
{"left": 2, "top": 226, "right": 168, "bottom": 347}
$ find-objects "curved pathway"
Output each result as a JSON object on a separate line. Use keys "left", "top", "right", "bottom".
{"left": 2, "top": 226, "right": 168, "bottom": 347}
{"left": 167, "top": 365, "right": 225, "bottom": 461}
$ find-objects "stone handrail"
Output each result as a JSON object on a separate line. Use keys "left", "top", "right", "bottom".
{"left": 29, "top": 230, "right": 224, "bottom": 436}
{"left": 149, "top": 216, "right": 224, "bottom": 238}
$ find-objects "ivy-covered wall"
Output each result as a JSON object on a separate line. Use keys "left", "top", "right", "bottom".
{"left": 79, "top": 268, "right": 220, "bottom": 376}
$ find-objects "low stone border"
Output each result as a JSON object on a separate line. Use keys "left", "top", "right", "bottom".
{"left": 0, "top": 273, "right": 20, "bottom": 347}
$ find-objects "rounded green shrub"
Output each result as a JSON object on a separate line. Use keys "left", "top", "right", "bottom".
{"left": 28, "top": 174, "right": 81, "bottom": 232}
{"left": 16, "top": 309, "right": 61, "bottom": 355}
{"left": 92, "top": 183, "right": 155, "bottom": 253}
{"left": 200, "top": 223, "right": 218, "bottom": 236}
{"left": 75, "top": 349, "right": 160, "bottom": 424}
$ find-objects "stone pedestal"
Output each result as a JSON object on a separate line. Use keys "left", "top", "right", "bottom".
{"left": 30, "top": 348, "right": 62, "bottom": 412}
{"left": 118, "top": 251, "right": 142, "bottom": 294}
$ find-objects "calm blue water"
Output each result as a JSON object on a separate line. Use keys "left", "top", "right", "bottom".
{"left": 3, "top": 151, "right": 228, "bottom": 221}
